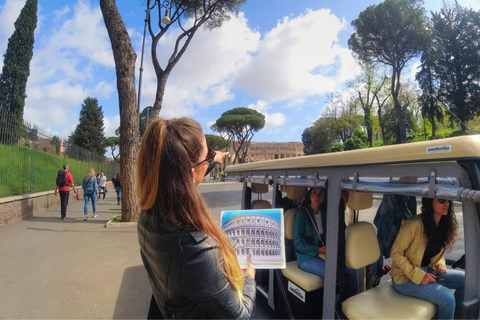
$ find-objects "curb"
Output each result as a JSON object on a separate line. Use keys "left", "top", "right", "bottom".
{"left": 104, "top": 215, "right": 137, "bottom": 228}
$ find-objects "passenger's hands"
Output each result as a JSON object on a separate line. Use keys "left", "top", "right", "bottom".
{"left": 242, "top": 254, "right": 255, "bottom": 279}
{"left": 420, "top": 272, "right": 437, "bottom": 285}
{"left": 214, "top": 151, "right": 229, "bottom": 165}
{"left": 318, "top": 246, "right": 326, "bottom": 254}
{"left": 435, "top": 263, "right": 447, "bottom": 275}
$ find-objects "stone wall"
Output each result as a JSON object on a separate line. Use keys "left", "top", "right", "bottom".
{"left": 0, "top": 186, "right": 102, "bottom": 228}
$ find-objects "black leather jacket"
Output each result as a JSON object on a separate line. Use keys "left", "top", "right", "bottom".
{"left": 138, "top": 212, "right": 256, "bottom": 319}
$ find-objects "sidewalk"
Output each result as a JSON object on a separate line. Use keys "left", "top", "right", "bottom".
{"left": 0, "top": 194, "right": 150, "bottom": 319}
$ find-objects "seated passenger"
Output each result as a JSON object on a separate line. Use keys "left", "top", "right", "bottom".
{"left": 391, "top": 197, "right": 465, "bottom": 320}
{"left": 293, "top": 187, "right": 359, "bottom": 298}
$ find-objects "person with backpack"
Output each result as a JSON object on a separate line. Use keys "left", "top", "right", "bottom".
{"left": 54, "top": 164, "right": 76, "bottom": 220}
{"left": 81, "top": 168, "right": 99, "bottom": 220}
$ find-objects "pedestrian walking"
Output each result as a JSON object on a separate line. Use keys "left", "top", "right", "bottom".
{"left": 54, "top": 164, "right": 76, "bottom": 220}
{"left": 112, "top": 172, "right": 121, "bottom": 205}
{"left": 81, "top": 168, "right": 99, "bottom": 220}
{"left": 98, "top": 171, "right": 107, "bottom": 200}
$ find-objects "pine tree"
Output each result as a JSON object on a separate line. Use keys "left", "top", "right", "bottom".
{"left": 0, "top": 0, "right": 37, "bottom": 130}
{"left": 71, "top": 97, "right": 106, "bottom": 156}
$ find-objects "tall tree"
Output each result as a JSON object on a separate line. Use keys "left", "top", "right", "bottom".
{"left": 100, "top": 0, "right": 140, "bottom": 222}
{"left": 323, "top": 93, "right": 363, "bottom": 144}
{"left": 145, "top": 0, "right": 246, "bottom": 115}
{"left": 301, "top": 118, "right": 338, "bottom": 155}
{"left": 416, "top": 27, "right": 443, "bottom": 139}
{"left": 380, "top": 81, "right": 417, "bottom": 145}
{"left": 205, "top": 134, "right": 229, "bottom": 151}
{"left": 105, "top": 136, "right": 120, "bottom": 162}
{"left": 428, "top": 3, "right": 480, "bottom": 131}
{"left": 349, "top": 0, "right": 427, "bottom": 143}
{"left": 50, "top": 135, "right": 61, "bottom": 154}
{"left": 0, "top": 0, "right": 37, "bottom": 143}
{"left": 350, "top": 64, "right": 389, "bottom": 147}
{"left": 70, "top": 97, "right": 106, "bottom": 156}
{"left": 215, "top": 107, "right": 265, "bottom": 164}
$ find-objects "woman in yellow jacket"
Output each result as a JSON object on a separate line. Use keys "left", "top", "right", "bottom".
{"left": 390, "top": 197, "right": 465, "bottom": 320}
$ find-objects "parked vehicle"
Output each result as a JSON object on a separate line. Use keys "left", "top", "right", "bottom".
{"left": 225, "top": 135, "right": 480, "bottom": 319}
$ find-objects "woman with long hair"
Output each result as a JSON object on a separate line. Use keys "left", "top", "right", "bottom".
{"left": 81, "top": 168, "right": 99, "bottom": 220}
{"left": 137, "top": 117, "right": 256, "bottom": 319}
{"left": 294, "top": 187, "right": 358, "bottom": 298}
{"left": 391, "top": 197, "right": 465, "bottom": 319}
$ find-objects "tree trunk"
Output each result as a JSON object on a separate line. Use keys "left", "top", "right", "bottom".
{"left": 100, "top": 0, "right": 140, "bottom": 222}
{"left": 152, "top": 72, "right": 168, "bottom": 116}
{"left": 391, "top": 67, "right": 407, "bottom": 143}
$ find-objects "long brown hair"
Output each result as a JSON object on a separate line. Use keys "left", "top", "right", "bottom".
{"left": 136, "top": 117, "right": 244, "bottom": 298}
{"left": 421, "top": 198, "right": 458, "bottom": 252}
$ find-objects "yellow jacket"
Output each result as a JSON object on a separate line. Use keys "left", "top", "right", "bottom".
{"left": 390, "top": 214, "right": 445, "bottom": 285}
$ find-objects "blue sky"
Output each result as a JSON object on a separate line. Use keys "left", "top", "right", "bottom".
{"left": 1, "top": 0, "right": 479, "bottom": 143}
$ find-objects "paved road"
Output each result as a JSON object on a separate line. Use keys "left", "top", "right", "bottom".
{"left": 0, "top": 182, "right": 464, "bottom": 319}
{"left": 0, "top": 183, "right": 277, "bottom": 319}
{"left": 0, "top": 194, "right": 150, "bottom": 319}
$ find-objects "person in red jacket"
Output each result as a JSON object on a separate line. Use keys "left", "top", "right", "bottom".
{"left": 54, "top": 164, "right": 76, "bottom": 220}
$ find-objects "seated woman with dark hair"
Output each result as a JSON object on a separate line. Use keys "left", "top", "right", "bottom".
{"left": 391, "top": 197, "right": 465, "bottom": 320}
{"left": 293, "top": 187, "right": 359, "bottom": 298}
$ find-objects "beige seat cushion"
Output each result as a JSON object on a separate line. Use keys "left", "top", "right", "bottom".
{"left": 251, "top": 200, "right": 272, "bottom": 209}
{"left": 345, "top": 221, "right": 380, "bottom": 269}
{"left": 286, "top": 186, "right": 307, "bottom": 201}
{"left": 348, "top": 191, "right": 373, "bottom": 210}
{"left": 342, "top": 280, "right": 437, "bottom": 319}
{"left": 251, "top": 183, "right": 269, "bottom": 193}
{"left": 284, "top": 208, "right": 297, "bottom": 240}
{"left": 282, "top": 261, "right": 324, "bottom": 292}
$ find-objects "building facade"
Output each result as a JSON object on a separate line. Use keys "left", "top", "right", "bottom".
{"left": 222, "top": 141, "right": 305, "bottom": 167}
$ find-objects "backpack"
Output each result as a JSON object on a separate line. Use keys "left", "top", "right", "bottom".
{"left": 56, "top": 170, "right": 68, "bottom": 187}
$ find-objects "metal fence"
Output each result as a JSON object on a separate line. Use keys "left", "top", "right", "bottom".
{"left": 0, "top": 108, "right": 120, "bottom": 197}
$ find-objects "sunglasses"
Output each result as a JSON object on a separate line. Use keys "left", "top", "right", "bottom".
{"left": 438, "top": 199, "right": 448, "bottom": 204}
{"left": 194, "top": 147, "right": 216, "bottom": 167}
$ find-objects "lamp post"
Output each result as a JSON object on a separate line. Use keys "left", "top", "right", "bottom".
{"left": 137, "top": 1, "right": 172, "bottom": 122}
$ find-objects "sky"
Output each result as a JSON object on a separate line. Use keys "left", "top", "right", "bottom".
{"left": 1, "top": 0, "right": 480, "bottom": 144}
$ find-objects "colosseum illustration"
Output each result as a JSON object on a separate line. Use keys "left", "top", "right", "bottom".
{"left": 222, "top": 212, "right": 282, "bottom": 257}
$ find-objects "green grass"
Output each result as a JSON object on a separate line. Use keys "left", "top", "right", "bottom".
{"left": 0, "top": 143, "right": 119, "bottom": 197}
{"left": 111, "top": 215, "right": 123, "bottom": 223}
{"left": 111, "top": 214, "right": 137, "bottom": 223}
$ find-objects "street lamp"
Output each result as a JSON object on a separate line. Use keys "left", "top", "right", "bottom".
{"left": 161, "top": 2, "right": 172, "bottom": 25}
{"left": 137, "top": 1, "right": 173, "bottom": 125}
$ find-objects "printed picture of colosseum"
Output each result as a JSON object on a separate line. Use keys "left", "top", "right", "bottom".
{"left": 221, "top": 209, "right": 285, "bottom": 269}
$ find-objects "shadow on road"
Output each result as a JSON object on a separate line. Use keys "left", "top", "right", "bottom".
{"left": 113, "top": 265, "right": 152, "bottom": 319}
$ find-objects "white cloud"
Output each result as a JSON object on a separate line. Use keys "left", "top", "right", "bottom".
{"left": 247, "top": 100, "right": 286, "bottom": 133}
{"left": 104, "top": 114, "right": 120, "bottom": 138}
{"left": 137, "top": 12, "right": 261, "bottom": 118}
{"left": 21, "top": 0, "right": 117, "bottom": 139}
{"left": 0, "top": 0, "right": 24, "bottom": 64}
{"left": 3, "top": 2, "right": 360, "bottom": 144}
{"left": 233, "top": 9, "right": 356, "bottom": 103}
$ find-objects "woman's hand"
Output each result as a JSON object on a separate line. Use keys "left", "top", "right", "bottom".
{"left": 420, "top": 272, "right": 437, "bottom": 285}
{"left": 435, "top": 262, "right": 447, "bottom": 275}
{"left": 242, "top": 254, "right": 255, "bottom": 279}
{"left": 214, "top": 151, "right": 230, "bottom": 165}
{"left": 318, "top": 246, "right": 326, "bottom": 254}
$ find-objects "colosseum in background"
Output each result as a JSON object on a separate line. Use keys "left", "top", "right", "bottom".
{"left": 222, "top": 213, "right": 282, "bottom": 257}
{"left": 224, "top": 141, "right": 305, "bottom": 166}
